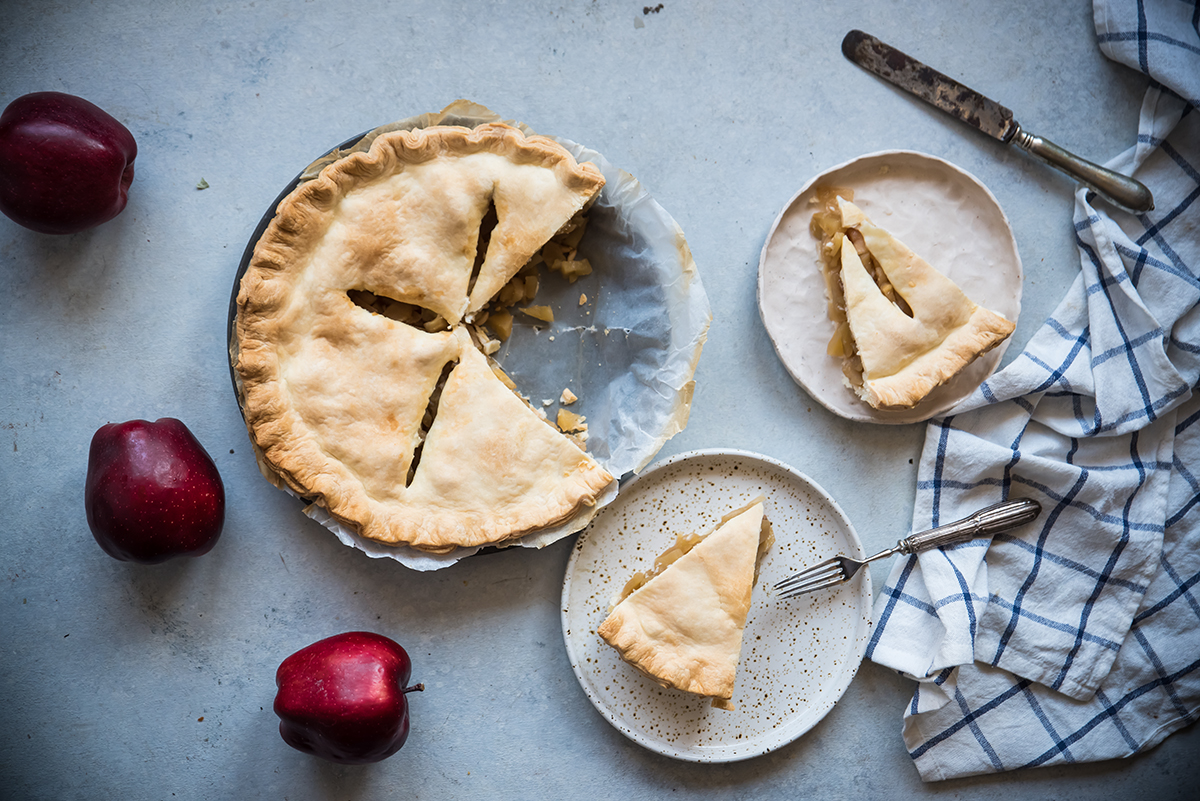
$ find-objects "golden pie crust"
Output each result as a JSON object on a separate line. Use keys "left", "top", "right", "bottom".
{"left": 597, "top": 501, "right": 767, "bottom": 704}
{"left": 825, "top": 197, "right": 1015, "bottom": 409}
{"left": 235, "top": 123, "right": 613, "bottom": 553}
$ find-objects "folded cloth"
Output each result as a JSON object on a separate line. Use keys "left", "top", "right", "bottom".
{"left": 1095, "top": 0, "right": 1200, "bottom": 109}
{"left": 866, "top": 0, "right": 1200, "bottom": 781}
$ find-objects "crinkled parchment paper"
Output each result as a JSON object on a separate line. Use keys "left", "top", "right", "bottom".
{"left": 234, "top": 101, "right": 711, "bottom": 570}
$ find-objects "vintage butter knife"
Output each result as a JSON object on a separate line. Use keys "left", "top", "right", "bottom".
{"left": 841, "top": 29, "right": 1154, "bottom": 212}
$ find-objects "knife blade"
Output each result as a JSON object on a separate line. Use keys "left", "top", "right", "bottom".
{"left": 841, "top": 29, "right": 1154, "bottom": 213}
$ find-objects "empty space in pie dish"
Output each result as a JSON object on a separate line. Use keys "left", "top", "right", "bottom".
{"left": 757, "top": 151, "right": 1023, "bottom": 424}
{"left": 561, "top": 449, "right": 872, "bottom": 762}
{"left": 229, "top": 103, "right": 711, "bottom": 570}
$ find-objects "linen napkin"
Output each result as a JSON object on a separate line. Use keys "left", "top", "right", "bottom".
{"left": 865, "top": 0, "right": 1200, "bottom": 781}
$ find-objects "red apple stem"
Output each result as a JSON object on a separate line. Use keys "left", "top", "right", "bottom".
{"left": 404, "top": 683, "right": 425, "bottom": 694}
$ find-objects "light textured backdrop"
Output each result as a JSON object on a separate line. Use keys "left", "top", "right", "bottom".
{"left": 2, "top": 1, "right": 1194, "bottom": 798}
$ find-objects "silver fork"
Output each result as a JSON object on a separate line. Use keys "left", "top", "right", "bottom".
{"left": 773, "top": 498, "right": 1042, "bottom": 599}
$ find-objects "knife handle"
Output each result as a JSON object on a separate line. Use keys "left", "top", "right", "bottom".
{"left": 1012, "top": 126, "right": 1154, "bottom": 212}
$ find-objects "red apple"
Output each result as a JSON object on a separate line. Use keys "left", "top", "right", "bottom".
{"left": 84, "top": 418, "right": 224, "bottom": 564}
{"left": 274, "top": 632, "right": 424, "bottom": 765}
{"left": 0, "top": 91, "right": 137, "bottom": 234}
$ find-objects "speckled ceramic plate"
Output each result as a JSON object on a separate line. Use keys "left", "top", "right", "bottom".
{"left": 757, "top": 150, "right": 1023, "bottom": 424}
{"left": 561, "top": 449, "right": 872, "bottom": 762}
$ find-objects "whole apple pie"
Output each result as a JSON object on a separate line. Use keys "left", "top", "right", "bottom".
{"left": 234, "top": 123, "right": 614, "bottom": 553}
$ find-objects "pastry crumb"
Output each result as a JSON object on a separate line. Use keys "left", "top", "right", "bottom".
{"left": 579, "top": 293, "right": 588, "bottom": 305}
{"left": 560, "top": 388, "right": 578, "bottom": 405}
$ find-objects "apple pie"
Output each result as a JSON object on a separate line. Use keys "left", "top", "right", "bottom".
{"left": 597, "top": 500, "right": 771, "bottom": 707}
{"left": 234, "top": 123, "right": 614, "bottom": 553}
{"left": 812, "top": 195, "right": 1015, "bottom": 409}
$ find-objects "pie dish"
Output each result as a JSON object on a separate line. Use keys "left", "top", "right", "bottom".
{"left": 597, "top": 499, "right": 769, "bottom": 707}
{"left": 234, "top": 123, "right": 616, "bottom": 553}
{"left": 817, "top": 196, "right": 1016, "bottom": 409}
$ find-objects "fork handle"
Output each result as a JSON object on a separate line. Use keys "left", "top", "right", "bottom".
{"left": 895, "top": 499, "right": 1042, "bottom": 555}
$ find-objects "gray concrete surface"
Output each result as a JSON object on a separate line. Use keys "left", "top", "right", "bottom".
{"left": 2, "top": 1, "right": 1195, "bottom": 798}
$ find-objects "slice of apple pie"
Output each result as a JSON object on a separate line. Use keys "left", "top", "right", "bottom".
{"left": 813, "top": 195, "right": 1015, "bottom": 410}
{"left": 597, "top": 499, "right": 771, "bottom": 708}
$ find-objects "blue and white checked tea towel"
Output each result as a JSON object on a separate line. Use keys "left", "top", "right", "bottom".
{"left": 866, "top": 0, "right": 1200, "bottom": 781}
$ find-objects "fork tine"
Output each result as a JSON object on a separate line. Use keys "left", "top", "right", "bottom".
{"left": 773, "top": 556, "right": 843, "bottom": 591}
{"left": 776, "top": 571, "right": 848, "bottom": 599}
{"left": 774, "top": 566, "right": 843, "bottom": 593}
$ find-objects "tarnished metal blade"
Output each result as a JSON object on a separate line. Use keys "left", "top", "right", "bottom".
{"left": 841, "top": 29, "right": 1018, "bottom": 143}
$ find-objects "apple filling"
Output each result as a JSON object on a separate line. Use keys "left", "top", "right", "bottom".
{"left": 345, "top": 206, "right": 590, "bottom": 345}
{"left": 613, "top": 530, "right": 707, "bottom": 606}
{"left": 611, "top": 496, "right": 774, "bottom": 609}
{"left": 353, "top": 205, "right": 598, "bottom": 445}
{"left": 406, "top": 360, "right": 458, "bottom": 487}
{"left": 810, "top": 188, "right": 912, "bottom": 390}
{"left": 537, "top": 205, "right": 594, "bottom": 283}
{"left": 478, "top": 209, "right": 591, "bottom": 337}
{"left": 348, "top": 289, "right": 450, "bottom": 332}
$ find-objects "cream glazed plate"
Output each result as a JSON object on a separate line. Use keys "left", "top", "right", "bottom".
{"left": 561, "top": 449, "right": 872, "bottom": 762}
{"left": 758, "top": 150, "right": 1023, "bottom": 424}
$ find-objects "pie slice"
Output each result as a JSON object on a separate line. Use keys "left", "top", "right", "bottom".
{"left": 241, "top": 123, "right": 604, "bottom": 328}
{"left": 387, "top": 328, "right": 615, "bottom": 552}
{"left": 259, "top": 299, "right": 460, "bottom": 505}
{"left": 597, "top": 500, "right": 769, "bottom": 706}
{"left": 464, "top": 147, "right": 602, "bottom": 317}
{"left": 234, "top": 123, "right": 613, "bottom": 552}
{"left": 819, "top": 197, "right": 1015, "bottom": 409}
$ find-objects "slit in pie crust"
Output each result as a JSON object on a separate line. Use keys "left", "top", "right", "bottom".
{"left": 234, "top": 123, "right": 614, "bottom": 553}
{"left": 597, "top": 499, "right": 771, "bottom": 708}
{"left": 814, "top": 196, "right": 1016, "bottom": 410}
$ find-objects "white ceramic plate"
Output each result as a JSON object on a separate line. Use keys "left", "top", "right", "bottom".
{"left": 757, "top": 150, "right": 1023, "bottom": 424}
{"left": 561, "top": 449, "right": 872, "bottom": 762}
